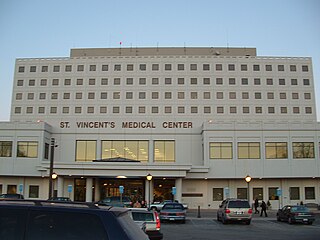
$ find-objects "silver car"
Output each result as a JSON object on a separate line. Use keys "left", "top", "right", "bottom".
{"left": 159, "top": 203, "right": 186, "bottom": 223}
{"left": 217, "top": 199, "right": 252, "bottom": 224}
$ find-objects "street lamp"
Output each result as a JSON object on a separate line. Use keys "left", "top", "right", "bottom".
{"left": 51, "top": 172, "right": 58, "bottom": 198}
{"left": 146, "top": 174, "right": 153, "bottom": 209}
{"left": 245, "top": 175, "right": 252, "bottom": 202}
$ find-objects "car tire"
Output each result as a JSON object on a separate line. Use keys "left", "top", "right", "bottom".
{"left": 288, "top": 217, "right": 293, "bottom": 224}
{"left": 222, "top": 217, "right": 228, "bottom": 225}
{"left": 276, "top": 215, "right": 281, "bottom": 221}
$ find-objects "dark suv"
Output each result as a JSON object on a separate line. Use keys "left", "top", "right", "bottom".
{"left": 0, "top": 200, "right": 148, "bottom": 240}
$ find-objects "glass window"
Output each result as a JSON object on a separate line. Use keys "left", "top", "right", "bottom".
{"left": 38, "top": 107, "right": 45, "bottom": 114}
{"left": 114, "top": 64, "right": 121, "bottom": 71}
{"left": 290, "top": 65, "right": 296, "bottom": 72}
{"left": 113, "top": 106, "right": 120, "bottom": 113}
{"left": 89, "top": 79, "right": 95, "bottom": 85}
{"left": 237, "top": 188, "right": 247, "bottom": 199}
{"left": 64, "top": 79, "right": 71, "bottom": 85}
{"left": 303, "top": 79, "right": 310, "bottom": 85}
{"left": 190, "top": 92, "right": 197, "bottom": 99}
{"left": 138, "top": 106, "right": 145, "bottom": 113}
{"left": 113, "top": 92, "right": 120, "bottom": 99}
{"left": 305, "top": 187, "right": 315, "bottom": 199}
{"left": 178, "top": 92, "right": 185, "bottom": 99}
{"left": 203, "top": 64, "right": 210, "bottom": 70}
{"left": 151, "top": 106, "right": 158, "bottom": 113}
{"left": 228, "top": 64, "right": 235, "bottom": 71}
{"left": 203, "top": 92, "right": 210, "bottom": 99}
{"left": 17, "top": 141, "right": 38, "bottom": 158}
{"left": 209, "top": 142, "right": 232, "bottom": 159}
{"left": 265, "top": 65, "right": 272, "bottom": 71}
{"left": 62, "top": 107, "right": 69, "bottom": 114}
{"left": 0, "top": 141, "right": 12, "bottom": 157}
{"left": 139, "top": 92, "right": 146, "bottom": 99}
{"left": 228, "top": 78, "right": 235, "bottom": 85}
{"left": 253, "top": 188, "right": 263, "bottom": 200}
{"left": 101, "top": 140, "right": 148, "bottom": 162}
{"left": 165, "top": 106, "right": 172, "bottom": 113}
{"left": 152, "top": 64, "right": 159, "bottom": 71}
{"left": 16, "top": 93, "right": 22, "bottom": 100}
{"left": 204, "top": 106, "right": 211, "bottom": 113}
{"left": 77, "top": 65, "right": 84, "bottom": 71}
{"left": 177, "top": 64, "right": 184, "bottom": 70}
{"left": 165, "top": 78, "right": 172, "bottom": 85}
{"left": 190, "top": 64, "right": 197, "bottom": 70}
{"left": 177, "top": 106, "right": 185, "bottom": 113}
{"left": 242, "top": 92, "right": 249, "bottom": 99}
{"left": 30, "top": 66, "right": 36, "bottom": 72}
{"left": 114, "top": 78, "right": 121, "bottom": 85}
{"left": 241, "top": 78, "right": 248, "bottom": 85}
{"left": 152, "top": 78, "right": 159, "bottom": 85}
{"left": 268, "top": 187, "right": 279, "bottom": 200}
{"left": 279, "top": 79, "right": 285, "bottom": 85}
{"left": 240, "top": 64, "right": 247, "bottom": 71}
{"left": 292, "top": 142, "right": 314, "bottom": 158}
{"left": 126, "top": 78, "right": 133, "bottom": 85}
{"left": 190, "top": 78, "right": 197, "bottom": 85}
{"left": 217, "top": 107, "right": 224, "bottom": 114}
{"left": 76, "top": 140, "right": 96, "bottom": 161}
{"left": 278, "top": 65, "right": 284, "bottom": 71}
{"left": 302, "top": 65, "right": 309, "bottom": 72}
{"left": 126, "top": 64, "right": 134, "bottom": 71}
{"left": 76, "top": 79, "right": 83, "bottom": 85}
{"left": 87, "top": 107, "right": 94, "bottom": 114}
{"left": 18, "top": 66, "right": 25, "bottom": 72}
{"left": 29, "top": 185, "right": 39, "bottom": 198}
{"left": 216, "top": 64, "right": 222, "bottom": 71}
{"left": 178, "top": 78, "right": 184, "bottom": 85}
{"left": 65, "top": 65, "right": 72, "bottom": 72}
{"left": 191, "top": 106, "right": 198, "bottom": 113}
{"left": 29, "top": 79, "right": 35, "bottom": 86}
{"left": 17, "top": 79, "right": 24, "bottom": 86}
{"left": 125, "top": 106, "right": 132, "bottom": 113}
{"left": 89, "top": 65, "right": 96, "bottom": 71}
{"left": 63, "top": 93, "right": 70, "bottom": 99}
{"left": 154, "top": 140, "right": 175, "bottom": 163}
{"left": 291, "top": 79, "right": 298, "bottom": 85}
{"left": 139, "top": 78, "right": 146, "bottom": 85}
{"left": 304, "top": 93, "right": 311, "bottom": 99}
{"left": 102, "top": 65, "right": 108, "bottom": 71}
{"left": 238, "top": 142, "right": 260, "bottom": 159}
{"left": 253, "top": 65, "right": 260, "bottom": 71}
{"left": 203, "top": 78, "right": 210, "bottom": 85}
{"left": 254, "top": 78, "right": 261, "bottom": 85}
{"left": 290, "top": 187, "right": 300, "bottom": 200}
{"left": 213, "top": 188, "right": 223, "bottom": 201}
{"left": 101, "top": 78, "right": 108, "bottom": 85}
{"left": 126, "top": 92, "right": 133, "bottom": 99}
{"left": 266, "top": 142, "right": 288, "bottom": 159}
{"left": 216, "top": 78, "right": 223, "bottom": 85}
{"left": 75, "top": 107, "right": 82, "bottom": 114}
{"left": 100, "top": 106, "right": 107, "bottom": 113}
{"left": 88, "top": 92, "right": 95, "bottom": 99}
{"left": 165, "top": 64, "right": 171, "bottom": 71}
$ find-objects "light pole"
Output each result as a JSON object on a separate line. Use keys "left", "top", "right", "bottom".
{"left": 146, "top": 174, "right": 153, "bottom": 209}
{"left": 48, "top": 138, "right": 56, "bottom": 199}
{"left": 245, "top": 175, "right": 252, "bottom": 202}
{"left": 51, "top": 172, "right": 58, "bottom": 198}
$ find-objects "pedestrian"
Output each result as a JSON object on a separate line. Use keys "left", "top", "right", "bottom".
{"left": 254, "top": 198, "right": 260, "bottom": 214}
{"left": 133, "top": 200, "right": 141, "bottom": 208}
{"left": 260, "top": 200, "right": 268, "bottom": 217}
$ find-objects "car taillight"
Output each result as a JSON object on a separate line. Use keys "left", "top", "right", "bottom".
{"left": 160, "top": 212, "right": 168, "bottom": 215}
{"left": 155, "top": 211, "right": 161, "bottom": 230}
{"left": 176, "top": 212, "right": 185, "bottom": 216}
{"left": 248, "top": 209, "right": 253, "bottom": 214}
{"left": 225, "top": 209, "right": 231, "bottom": 214}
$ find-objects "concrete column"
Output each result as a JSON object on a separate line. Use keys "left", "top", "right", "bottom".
{"left": 85, "top": 178, "right": 93, "bottom": 202}
{"left": 57, "top": 176, "right": 64, "bottom": 197}
{"left": 149, "top": 141, "right": 154, "bottom": 163}
{"left": 175, "top": 178, "right": 182, "bottom": 203}
{"left": 145, "top": 179, "right": 154, "bottom": 206}
{"left": 94, "top": 178, "right": 100, "bottom": 201}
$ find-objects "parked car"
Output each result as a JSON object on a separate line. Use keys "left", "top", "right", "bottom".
{"left": 277, "top": 205, "right": 315, "bottom": 224}
{"left": 0, "top": 199, "right": 148, "bottom": 240}
{"left": 47, "top": 197, "right": 72, "bottom": 202}
{"left": 128, "top": 208, "right": 163, "bottom": 240}
{"left": 0, "top": 193, "right": 24, "bottom": 199}
{"left": 217, "top": 199, "right": 252, "bottom": 225}
{"left": 97, "top": 196, "right": 133, "bottom": 207}
{"left": 150, "top": 200, "right": 188, "bottom": 211}
{"left": 159, "top": 202, "right": 186, "bottom": 223}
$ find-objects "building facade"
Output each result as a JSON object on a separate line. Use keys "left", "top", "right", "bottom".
{"left": 0, "top": 47, "right": 319, "bottom": 208}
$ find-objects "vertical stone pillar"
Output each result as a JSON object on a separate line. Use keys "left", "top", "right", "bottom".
{"left": 57, "top": 176, "right": 64, "bottom": 197}
{"left": 175, "top": 178, "right": 182, "bottom": 203}
{"left": 86, "top": 178, "right": 93, "bottom": 202}
{"left": 94, "top": 178, "right": 100, "bottom": 201}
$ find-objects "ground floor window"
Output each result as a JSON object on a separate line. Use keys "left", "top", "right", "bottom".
{"left": 153, "top": 178, "right": 175, "bottom": 202}
{"left": 29, "top": 185, "right": 39, "bottom": 198}
{"left": 253, "top": 188, "right": 263, "bottom": 200}
{"left": 74, "top": 178, "right": 86, "bottom": 201}
{"left": 7, "top": 185, "right": 17, "bottom": 194}
{"left": 305, "top": 187, "right": 315, "bottom": 200}
{"left": 212, "top": 188, "right": 223, "bottom": 201}
{"left": 289, "top": 187, "right": 300, "bottom": 200}
{"left": 268, "top": 187, "right": 279, "bottom": 200}
{"left": 237, "top": 188, "right": 247, "bottom": 199}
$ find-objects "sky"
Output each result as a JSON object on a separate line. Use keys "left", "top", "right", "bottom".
{"left": 0, "top": 0, "right": 319, "bottom": 121}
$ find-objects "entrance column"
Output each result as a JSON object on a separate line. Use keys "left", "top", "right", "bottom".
{"left": 145, "top": 179, "right": 154, "bottom": 205}
{"left": 57, "top": 176, "right": 64, "bottom": 197}
{"left": 85, "top": 178, "right": 93, "bottom": 202}
{"left": 94, "top": 178, "right": 100, "bottom": 201}
{"left": 174, "top": 178, "right": 182, "bottom": 203}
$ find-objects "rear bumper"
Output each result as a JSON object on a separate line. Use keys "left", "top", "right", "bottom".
{"left": 160, "top": 215, "right": 186, "bottom": 221}
{"left": 146, "top": 230, "right": 163, "bottom": 240}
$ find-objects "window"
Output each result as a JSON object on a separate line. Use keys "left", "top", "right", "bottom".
{"left": 77, "top": 65, "right": 84, "bottom": 71}
{"left": 152, "top": 92, "right": 159, "bottom": 99}
{"left": 101, "top": 140, "right": 149, "bottom": 162}
{"left": 113, "top": 106, "right": 120, "bottom": 113}
{"left": 138, "top": 106, "right": 145, "bottom": 113}
{"left": 30, "top": 66, "right": 36, "bottom": 72}
{"left": 304, "top": 93, "right": 311, "bottom": 99}
{"left": 29, "top": 79, "right": 35, "bottom": 86}
{"left": 190, "top": 64, "right": 197, "bottom": 70}
{"left": 278, "top": 65, "right": 284, "bottom": 71}
{"left": 39, "top": 93, "right": 46, "bottom": 100}
{"left": 165, "top": 106, "right": 172, "bottom": 113}
{"left": 18, "top": 66, "right": 25, "bottom": 72}
{"left": 29, "top": 185, "right": 39, "bottom": 198}
{"left": 178, "top": 64, "right": 185, "bottom": 71}
{"left": 89, "top": 79, "right": 95, "bottom": 85}
{"left": 178, "top": 92, "right": 185, "bottom": 99}
{"left": 139, "top": 92, "right": 146, "bottom": 99}
{"left": 52, "top": 79, "right": 59, "bottom": 86}
{"left": 292, "top": 93, "right": 299, "bottom": 99}
{"left": 88, "top": 92, "right": 95, "bottom": 99}
{"left": 217, "top": 107, "right": 224, "bottom": 114}
{"left": 253, "top": 188, "right": 263, "bottom": 200}
{"left": 38, "top": 107, "right": 45, "bottom": 114}
{"left": 76, "top": 79, "right": 83, "bottom": 85}
{"left": 241, "top": 78, "right": 248, "bottom": 85}
{"left": 139, "top": 64, "right": 146, "bottom": 71}
{"left": 215, "top": 64, "right": 222, "bottom": 71}
{"left": 27, "top": 93, "right": 34, "bottom": 100}
{"left": 126, "top": 92, "right": 133, "bottom": 99}
{"left": 265, "top": 65, "right": 272, "bottom": 71}
{"left": 102, "top": 64, "right": 108, "bottom": 71}
{"left": 75, "top": 92, "right": 82, "bottom": 99}
{"left": 42, "top": 66, "right": 48, "bottom": 72}
{"left": 216, "top": 92, "right": 223, "bottom": 99}
{"left": 237, "top": 188, "right": 247, "bottom": 199}
{"left": 154, "top": 140, "right": 175, "bottom": 162}
{"left": 16, "top": 93, "right": 22, "bottom": 100}
{"left": 113, "top": 92, "right": 120, "bottom": 99}
{"left": 0, "top": 141, "right": 12, "bottom": 157}
{"left": 64, "top": 79, "right": 71, "bottom": 85}
{"left": 255, "top": 107, "right": 262, "bottom": 114}
{"left": 241, "top": 64, "right": 247, "bottom": 71}
{"left": 100, "top": 106, "right": 107, "bottom": 113}
{"left": 17, "top": 80, "right": 24, "bottom": 86}
{"left": 266, "top": 78, "right": 273, "bottom": 85}
{"left": 243, "top": 107, "right": 250, "bottom": 114}
{"left": 242, "top": 92, "right": 249, "bottom": 99}
{"left": 203, "top": 78, "right": 210, "bottom": 85}
{"left": 302, "top": 65, "right": 309, "bottom": 72}
{"left": 191, "top": 106, "right": 198, "bottom": 113}
{"left": 228, "top": 64, "right": 235, "bottom": 71}
{"left": 101, "top": 78, "right": 108, "bottom": 85}
{"left": 125, "top": 106, "right": 132, "bottom": 113}
{"left": 17, "top": 141, "right": 38, "bottom": 158}
{"left": 152, "top": 78, "right": 159, "bottom": 85}
{"left": 177, "top": 106, "right": 185, "bottom": 113}
{"left": 126, "top": 78, "right": 133, "bottom": 85}
{"left": 127, "top": 64, "right": 134, "bottom": 71}
{"left": 114, "top": 64, "right": 121, "bottom": 71}
{"left": 164, "top": 92, "right": 172, "bottom": 99}
{"left": 178, "top": 78, "right": 184, "bottom": 85}
{"left": 139, "top": 78, "right": 146, "bottom": 85}
{"left": 254, "top": 78, "right": 261, "bottom": 85}
{"left": 76, "top": 140, "right": 96, "bottom": 161}
{"left": 114, "top": 78, "right": 120, "bottom": 85}
{"left": 65, "top": 65, "right": 72, "bottom": 72}
{"left": 267, "top": 92, "right": 274, "bottom": 99}
{"left": 293, "top": 107, "right": 300, "bottom": 114}
{"left": 280, "top": 93, "right": 286, "bottom": 99}
{"left": 165, "top": 78, "right": 172, "bottom": 85}
{"left": 62, "top": 107, "right": 69, "bottom": 114}
{"left": 203, "top": 64, "right": 210, "bottom": 70}
{"left": 203, "top": 92, "right": 210, "bottom": 99}
{"left": 53, "top": 66, "right": 60, "bottom": 72}
{"left": 89, "top": 65, "right": 96, "bottom": 71}
{"left": 151, "top": 106, "right": 158, "bottom": 113}
{"left": 229, "top": 78, "right": 236, "bottom": 85}
{"left": 190, "top": 92, "right": 198, "bottom": 99}
{"left": 303, "top": 79, "right": 310, "bottom": 85}
{"left": 230, "top": 106, "right": 237, "bottom": 114}
{"left": 152, "top": 64, "right": 159, "bottom": 71}
{"left": 204, "top": 106, "right": 211, "bottom": 113}
{"left": 26, "top": 107, "right": 33, "bottom": 114}
{"left": 268, "top": 187, "right": 279, "bottom": 200}
{"left": 75, "top": 107, "right": 82, "bottom": 114}
{"left": 165, "top": 64, "right": 171, "bottom": 71}
{"left": 216, "top": 78, "right": 223, "bottom": 85}
{"left": 305, "top": 187, "right": 315, "bottom": 199}
{"left": 265, "top": 142, "right": 287, "bottom": 159}
{"left": 209, "top": 142, "right": 232, "bottom": 159}
{"left": 268, "top": 107, "right": 275, "bottom": 114}
{"left": 290, "top": 65, "right": 296, "bottom": 72}
{"left": 50, "top": 107, "right": 57, "bottom": 114}
{"left": 290, "top": 187, "right": 300, "bottom": 200}
{"left": 305, "top": 107, "right": 312, "bottom": 114}
{"left": 213, "top": 188, "right": 223, "bottom": 201}
{"left": 255, "top": 92, "right": 261, "bottom": 99}
{"left": 292, "top": 142, "right": 314, "bottom": 158}
{"left": 14, "top": 107, "right": 21, "bottom": 114}
{"left": 238, "top": 142, "right": 260, "bottom": 159}
{"left": 229, "top": 92, "right": 236, "bottom": 99}
{"left": 190, "top": 78, "right": 197, "bottom": 85}
{"left": 253, "top": 65, "right": 260, "bottom": 71}
{"left": 279, "top": 79, "right": 285, "bottom": 85}
{"left": 291, "top": 79, "right": 298, "bottom": 85}
{"left": 280, "top": 107, "right": 287, "bottom": 114}
{"left": 7, "top": 185, "right": 17, "bottom": 194}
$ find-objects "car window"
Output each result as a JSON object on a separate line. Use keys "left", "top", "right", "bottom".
{"left": 228, "top": 201, "right": 250, "bottom": 208}
{"left": 25, "top": 210, "right": 109, "bottom": 240}
{"left": 291, "top": 206, "right": 310, "bottom": 212}
{"left": 131, "top": 212, "right": 154, "bottom": 221}
{"left": 0, "top": 208, "right": 27, "bottom": 240}
{"left": 163, "top": 204, "right": 183, "bottom": 209}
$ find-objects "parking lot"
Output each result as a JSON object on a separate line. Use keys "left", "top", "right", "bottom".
{"left": 161, "top": 209, "right": 320, "bottom": 240}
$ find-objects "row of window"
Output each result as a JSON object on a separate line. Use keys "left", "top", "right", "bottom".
{"left": 13, "top": 105, "right": 314, "bottom": 115}
{"left": 16, "top": 77, "right": 312, "bottom": 87}
{"left": 18, "top": 63, "right": 310, "bottom": 73}
{"left": 210, "top": 142, "right": 315, "bottom": 159}
{"left": 0, "top": 141, "right": 39, "bottom": 158}
{"left": 0, "top": 184, "right": 39, "bottom": 198}
{"left": 16, "top": 91, "right": 313, "bottom": 101}
{"left": 212, "top": 186, "right": 316, "bottom": 201}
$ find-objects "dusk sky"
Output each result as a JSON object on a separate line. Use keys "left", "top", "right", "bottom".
{"left": 1, "top": 0, "right": 319, "bottom": 121}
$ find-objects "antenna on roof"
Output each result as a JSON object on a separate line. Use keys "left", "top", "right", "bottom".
{"left": 184, "top": 42, "right": 186, "bottom": 55}
{"left": 119, "top": 41, "right": 122, "bottom": 55}
{"left": 157, "top": 42, "right": 159, "bottom": 52}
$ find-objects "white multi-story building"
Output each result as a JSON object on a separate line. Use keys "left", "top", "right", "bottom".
{"left": 0, "top": 47, "right": 319, "bottom": 208}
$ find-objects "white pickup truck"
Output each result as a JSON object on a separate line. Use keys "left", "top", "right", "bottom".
{"left": 149, "top": 200, "right": 188, "bottom": 211}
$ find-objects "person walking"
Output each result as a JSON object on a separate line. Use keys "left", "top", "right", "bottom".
{"left": 254, "top": 198, "right": 260, "bottom": 214}
{"left": 260, "top": 200, "right": 268, "bottom": 217}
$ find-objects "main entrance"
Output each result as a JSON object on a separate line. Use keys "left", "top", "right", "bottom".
{"left": 153, "top": 178, "right": 175, "bottom": 202}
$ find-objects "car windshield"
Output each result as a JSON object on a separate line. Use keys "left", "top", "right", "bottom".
{"left": 131, "top": 212, "right": 154, "bottom": 221}
{"left": 291, "top": 206, "right": 310, "bottom": 212}
{"left": 228, "top": 201, "right": 250, "bottom": 208}
{"left": 163, "top": 204, "right": 183, "bottom": 210}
